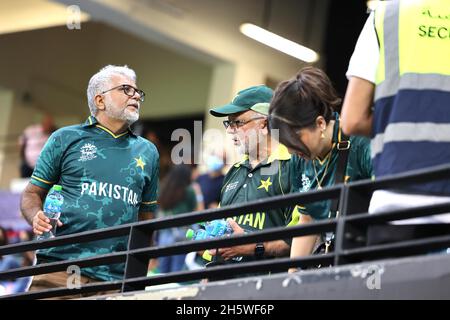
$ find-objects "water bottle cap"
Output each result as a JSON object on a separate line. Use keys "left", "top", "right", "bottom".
{"left": 53, "top": 185, "right": 62, "bottom": 191}
{"left": 186, "top": 229, "right": 195, "bottom": 239}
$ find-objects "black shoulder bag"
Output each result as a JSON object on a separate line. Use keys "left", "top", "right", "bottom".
{"left": 312, "top": 133, "right": 351, "bottom": 259}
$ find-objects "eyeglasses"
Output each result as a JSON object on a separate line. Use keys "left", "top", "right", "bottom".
{"left": 101, "top": 84, "right": 146, "bottom": 102}
{"left": 223, "top": 116, "right": 266, "bottom": 129}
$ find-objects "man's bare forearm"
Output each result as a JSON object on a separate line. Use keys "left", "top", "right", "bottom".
{"left": 265, "top": 240, "right": 290, "bottom": 257}
{"left": 138, "top": 211, "right": 155, "bottom": 221}
{"left": 20, "top": 183, "right": 47, "bottom": 225}
{"left": 138, "top": 211, "right": 155, "bottom": 245}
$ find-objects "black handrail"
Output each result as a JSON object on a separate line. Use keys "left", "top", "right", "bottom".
{"left": 1, "top": 163, "right": 450, "bottom": 299}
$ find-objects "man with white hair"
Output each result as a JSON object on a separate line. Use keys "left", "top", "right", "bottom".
{"left": 20, "top": 65, "right": 159, "bottom": 296}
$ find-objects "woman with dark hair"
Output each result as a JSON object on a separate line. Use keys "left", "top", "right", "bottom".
{"left": 268, "top": 67, "right": 373, "bottom": 271}
{"left": 156, "top": 165, "right": 203, "bottom": 274}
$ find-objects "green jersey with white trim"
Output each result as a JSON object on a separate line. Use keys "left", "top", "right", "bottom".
{"left": 291, "top": 114, "right": 373, "bottom": 221}
{"left": 31, "top": 116, "right": 159, "bottom": 281}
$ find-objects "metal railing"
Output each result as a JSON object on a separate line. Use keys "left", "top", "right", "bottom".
{"left": 1, "top": 163, "right": 450, "bottom": 299}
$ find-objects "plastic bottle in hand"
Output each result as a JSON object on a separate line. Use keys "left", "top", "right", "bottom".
{"left": 186, "top": 219, "right": 242, "bottom": 262}
{"left": 206, "top": 219, "right": 233, "bottom": 238}
{"left": 186, "top": 228, "right": 208, "bottom": 241}
{"left": 37, "top": 185, "right": 64, "bottom": 240}
{"left": 206, "top": 219, "right": 243, "bottom": 262}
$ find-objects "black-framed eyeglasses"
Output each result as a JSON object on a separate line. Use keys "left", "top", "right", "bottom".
{"left": 223, "top": 116, "right": 265, "bottom": 129}
{"left": 100, "top": 84, "right": 146, "bottom": 102}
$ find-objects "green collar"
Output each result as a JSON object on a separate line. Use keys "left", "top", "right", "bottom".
{"left": 82, "top": 115, "right": 98, "bottom": 127}
{"left": 267, "top": 143, "right": 291, "bottom": 163}
{"left": 82, "top": 116, "right": 136, "bottom": 138}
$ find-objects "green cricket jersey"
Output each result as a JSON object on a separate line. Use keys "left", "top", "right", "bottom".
{"left": 207, "top": 144, "right": 293, "bottom": 263}
{"left": 31, "top": 116, "right": 159, "bottom": 281}
{"left": 291, "top": 114, "right": 373, "bottom": 221}
{"left": 212, "top": 144, "right": 296, "bottom": 266}
{"left": 220, "top": 144, "right": 295, "bottom": 232}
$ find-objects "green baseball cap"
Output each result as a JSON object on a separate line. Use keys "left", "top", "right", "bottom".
{"left": 209, "top": 85, "right": 273, "bottom": 117}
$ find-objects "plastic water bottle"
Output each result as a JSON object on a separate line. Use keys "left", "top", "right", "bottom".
{"left": 206, "top": 219, "right": 232, "bottom": 238}
{"left": 186, "top": 219, "right": 242, "bottom": 262}
{"left": 186, "top": 228, "right": 208, "bottom": 241}
{"left": 192, "top": 220, "right": 232, "bottom": 238}
{"left": 37, "top": 185, "right": 64, "bottom": 240}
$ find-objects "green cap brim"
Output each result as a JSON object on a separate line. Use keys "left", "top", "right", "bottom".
{"left": 209, "top": 104, "right": 250, "bottom": 117}
{"left": 250, "top": 103, "right": 269, "bottom": 116}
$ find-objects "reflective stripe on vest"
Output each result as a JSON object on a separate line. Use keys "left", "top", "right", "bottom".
{"left": 373, "top": 0, "right": 450, "bottom": 159}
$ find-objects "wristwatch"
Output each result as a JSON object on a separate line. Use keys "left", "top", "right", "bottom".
{"left": 254, "top": 242, "right": 265, "bottom": 258}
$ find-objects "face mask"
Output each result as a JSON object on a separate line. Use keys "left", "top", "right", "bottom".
{"left": 206, "top": 155, "right": 224, "bottom": 172}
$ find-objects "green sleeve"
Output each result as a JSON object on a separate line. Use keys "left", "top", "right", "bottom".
{"left": 30, "top": 131, "right": 63, "bottom": 190}
{"left": 359, "top": 137, "right": 374, "bottom": 179}
{"left": 282, "top": 158, "right": 298, "bottom": 225}
{"left": 290, "top": 155, "right": 304, "bottom": 192}
{"left": 140, "top": 146, "right": 159, "bottom": 213}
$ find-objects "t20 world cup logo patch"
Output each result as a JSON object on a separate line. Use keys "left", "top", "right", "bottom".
{"left": 79, "top": 143, "right": 97, "bottom": 162}
{"left": 300, "top": 173, "right": 311, "bottom": 192}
